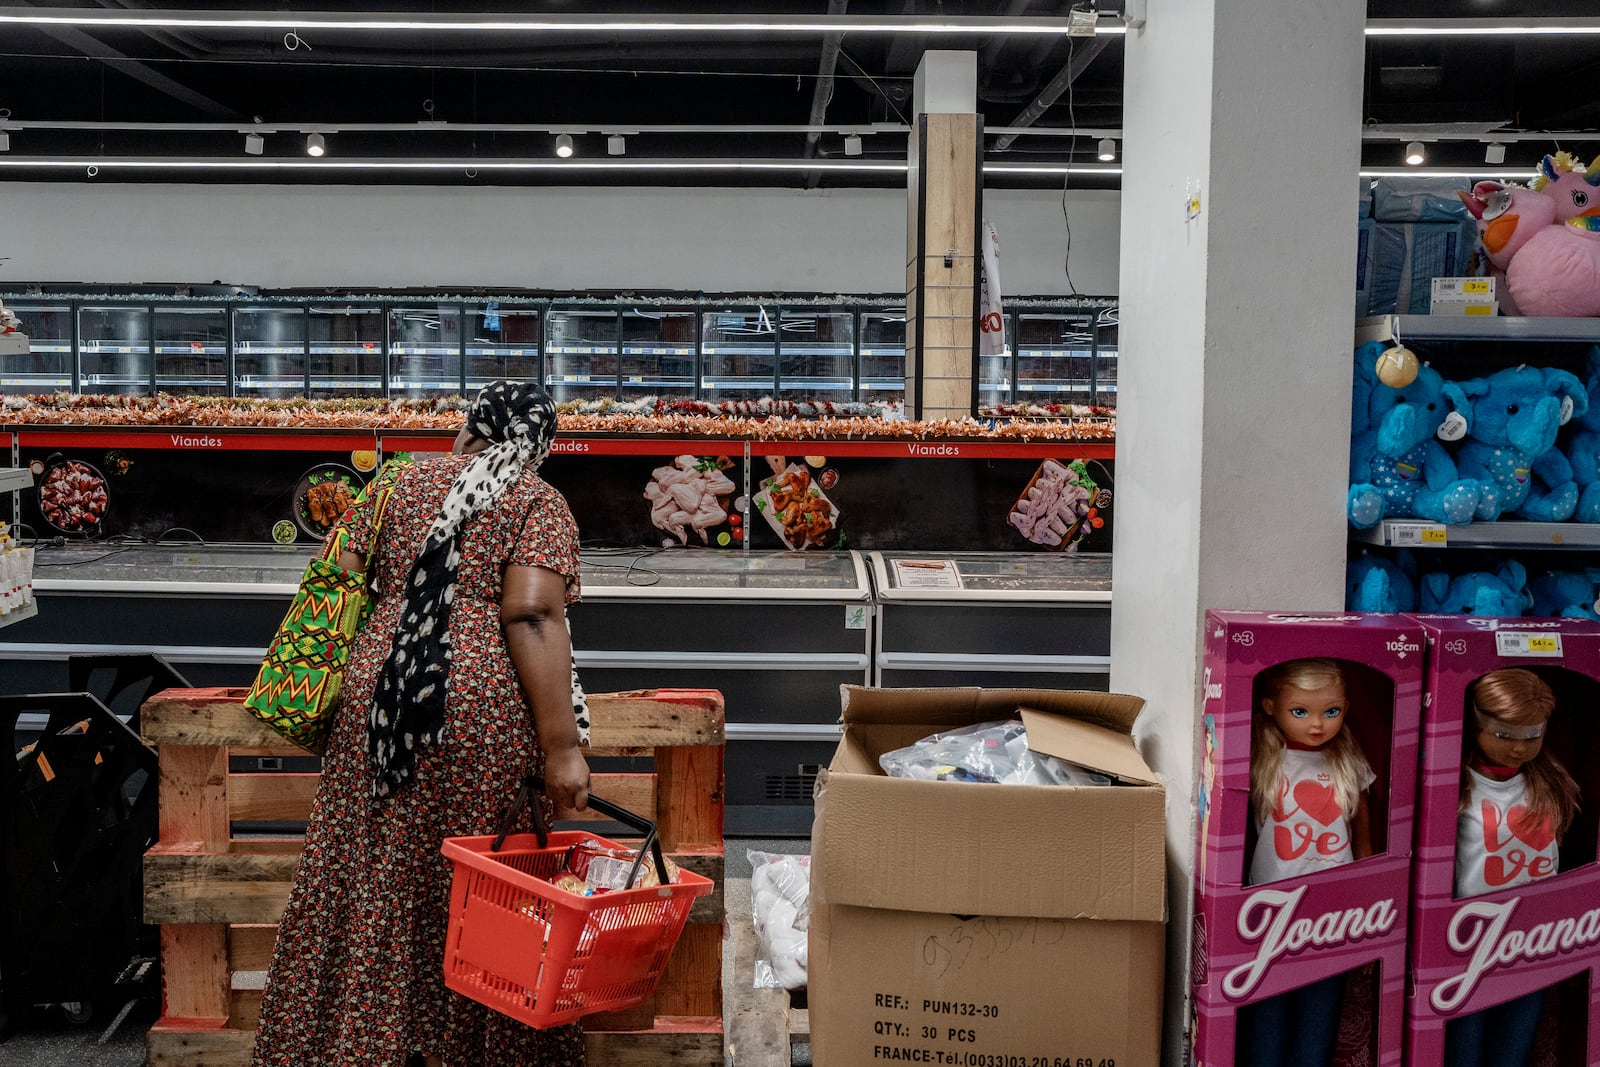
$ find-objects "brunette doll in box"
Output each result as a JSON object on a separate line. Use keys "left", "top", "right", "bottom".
{"left": 1446, "top": 668, "right": 1580, "bottom": 1067}
{"left": 1238, "top": 658, "right": 1376, "bottom": 1067}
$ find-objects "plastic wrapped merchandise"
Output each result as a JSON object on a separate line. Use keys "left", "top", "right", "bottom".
{"left": 878, "top": 719, "right": 1114, "bottom": 786}
{"left": 749, "top": 850, "right": 811, "bottom": 990}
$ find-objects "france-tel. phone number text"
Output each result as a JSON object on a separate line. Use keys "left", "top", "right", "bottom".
{"left": 872, "top": 1051, "right": 1114, "bottom": 1067}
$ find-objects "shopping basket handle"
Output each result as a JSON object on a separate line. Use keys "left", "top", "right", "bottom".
{"left": 490, "top": 775, "right": 550, "bottom": 853}
{"left": 529, "top": 774, "right": 672, "bottom": 889}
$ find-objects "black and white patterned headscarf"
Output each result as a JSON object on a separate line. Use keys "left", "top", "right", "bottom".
{"left": 369, "top": 381, "right": 590, "bottom": 797}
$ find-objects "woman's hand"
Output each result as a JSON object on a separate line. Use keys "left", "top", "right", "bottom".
{"left": 543, "top": 745, "right": 590, "bottom": 813}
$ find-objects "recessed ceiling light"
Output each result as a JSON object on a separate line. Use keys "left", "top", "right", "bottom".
{"left": 1405, "top": 140, "right": 1425, "bottom": 165}
{"left": 1097, "top": 137, "right": 1117, "bottom": 162}
{"left": 554, "top": 133, "right": 575, "bottom": 158}
{"left": 305, "top": 132, "right": 326, "bottom": 157}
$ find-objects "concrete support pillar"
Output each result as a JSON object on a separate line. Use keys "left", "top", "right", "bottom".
{"left": 905, "top": 51, "right": 982, "bottom": 420}
{"left": 1108, "top": 0, "right": 1367, "bottom": 1060}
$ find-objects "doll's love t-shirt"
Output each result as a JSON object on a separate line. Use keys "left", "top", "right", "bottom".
{"left": 1249, "top": 748, "right": 1374, "bottom": 886}
{"left": 1455, "top": 768, "right": 1560, "bottom": 899}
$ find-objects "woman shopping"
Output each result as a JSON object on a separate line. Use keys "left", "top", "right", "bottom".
{"left": 253, "top": 381, "right": 592, "bottom": 1067}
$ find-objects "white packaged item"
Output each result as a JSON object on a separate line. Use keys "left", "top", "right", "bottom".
{"left": 749, "top": 850, "right": 811, "bottom": 990}
{"left": 878, "top": 719, "right": 1114, "bottom": 786}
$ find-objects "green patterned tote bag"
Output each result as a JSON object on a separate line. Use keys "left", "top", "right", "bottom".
{"left": 243, "top": 459, "right": 407, "bottom": 753}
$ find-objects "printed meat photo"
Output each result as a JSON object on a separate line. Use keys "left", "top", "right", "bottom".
{"left": 754, "top": 463, "right": 841, "bottom": 550}
{"left": 1007, "top": 458, "right": 1105, "bottom": 550}
{"left": 643, "top": 455, "right": 737, "bottom": 545}
{"left": 294, "top": 463, "right": 363, "bottom": 537}
{"left": 39, "top": 460, "right": 109, "bottom": 531}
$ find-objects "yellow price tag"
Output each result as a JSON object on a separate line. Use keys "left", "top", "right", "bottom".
{"left": 1463, "top": 279, "right": 1491, "bottom": 294}
{"left": 1464, "top": 305, "right": 1493, "bottom": 316}
{"left": 1527, "top": 636, "right": 1560, "bottom": 653}
{"left": 1421, "top": 527, "right": 1448, "bottom": 543}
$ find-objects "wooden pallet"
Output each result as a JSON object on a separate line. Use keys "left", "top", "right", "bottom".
{"left": 724, "top": 907, "right": 810, "bottom": 1065}
{"left": 140, "top": 686, "right": 726, "bottom": 1067}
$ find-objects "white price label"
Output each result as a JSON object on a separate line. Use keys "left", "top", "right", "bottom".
{"left": 1389, "top": 523, "right": 1447, "bottom": 547}
{"left": 1495, "top": 632, "right": 1564, "bottom": 658}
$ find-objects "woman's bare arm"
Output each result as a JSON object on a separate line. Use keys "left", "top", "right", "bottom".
{"left": 501, "top": 564, "right": 590, "bottom": 812}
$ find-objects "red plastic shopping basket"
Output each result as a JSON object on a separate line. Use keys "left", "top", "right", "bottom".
{"left": 440, "top": 775, "right": 714, "bottom": 1029}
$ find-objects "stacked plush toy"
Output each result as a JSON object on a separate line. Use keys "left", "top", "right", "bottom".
{"left": 1458, "top": 153, "right": 1600, "bottom": 318}
{"left": 1347, "top": 343, "right": 1589, "bottom": 528}
{"left": 1345, "top": 343, "right": 1600, "bottom": 615}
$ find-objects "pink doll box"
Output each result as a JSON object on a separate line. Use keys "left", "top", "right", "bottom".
{"left": 1407, "top": 616, "right": 1600, "bottom": 1067}
{"left": 1192, "top": 611, "right": 1424, "bottom": 1067}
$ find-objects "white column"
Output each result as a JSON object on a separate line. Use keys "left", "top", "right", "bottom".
{"left": 1109, "top": 0, "right": 1367, "bottom": 1061}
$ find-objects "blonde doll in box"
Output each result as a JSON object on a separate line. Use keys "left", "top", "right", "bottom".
{"left": 1239, "top": 657, "right": 1375, "bottom": 1067}
{"left": 1447, "top": 668, "right": 1580, "bottom": 1067}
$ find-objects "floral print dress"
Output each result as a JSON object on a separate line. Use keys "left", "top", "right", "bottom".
{"left": 252, "top": 455, "right": 585, "bottom": 1067}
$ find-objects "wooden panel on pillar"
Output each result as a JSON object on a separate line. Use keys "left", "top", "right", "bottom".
{"left": 906, "top": 111, "right": 982, "bottom": 421}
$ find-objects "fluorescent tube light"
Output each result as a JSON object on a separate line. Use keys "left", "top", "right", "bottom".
{"left": 0, "top": 9, "right": 1124, "bottom": 35}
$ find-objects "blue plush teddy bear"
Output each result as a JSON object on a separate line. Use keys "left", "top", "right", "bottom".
{"left": 1420, "top": 561, "right": 1531, "bottom": 616}
{"left": 1527, "top": 568, "right": 1600, "bottom": 620}
{"left": 1454, "top": 364, "right": 1589, "bottom": 522}
{"left": 1347, "top": 549, "right": 1418, "bottom": 613}
{"left": 1348, "top": 343, "right": 1479, "bottom": 529}
{"left": 1563, "top": 348, "right": 1600, "bottom": 523}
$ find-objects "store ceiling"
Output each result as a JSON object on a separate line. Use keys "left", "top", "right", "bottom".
{"left": 0, "top": 1, "right": 1597, "bottom": 187}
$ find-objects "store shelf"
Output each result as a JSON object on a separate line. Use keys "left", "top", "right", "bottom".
{"left": 1352, "top": 519, "right": 1600, "bottom": 550}
{"left": 0, "top": 600, "right": 39, "bottom": 630}
{"left": 1355, "top": 315, "right": 1600, "bottom": 347}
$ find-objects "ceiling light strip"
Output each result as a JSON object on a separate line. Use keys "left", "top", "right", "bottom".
{"left": 1359, "top": 168, "right": 1540, "bottom": 179}
{"left": 3, "top": 9, "right": 1596, "bottom": 37}
{"left": 0, "top": 156, "right": 1124, "bottom": 175}
{"left": 0, "top": 8, "right": 1120, "bottom": 34}
{"left": 1366, "top": 17, "right": 1600, "bottom": 37}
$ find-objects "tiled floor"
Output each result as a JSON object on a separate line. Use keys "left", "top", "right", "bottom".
{"left": 0, "top": 839, "right": 811, "bottom": 1067}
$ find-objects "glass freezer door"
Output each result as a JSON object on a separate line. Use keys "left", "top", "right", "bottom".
{"left": 546, "top": 308, "right": 619, "bottom": 402}
{"left": 467, "top": 303, "right": 541, "bottom": 391}
{"left": 1016, "top": 312, "right": 1095, "bottom": 405}
{"left": 234, "top": 306, "right": 308, "bottom": 397}
{"left": 1095, "top": 307, "right": 1118, "bottom": 409}
{"left": 78, "top": 305, "right": 152, "bottom": 394}
{"left": 701, "top": 307, "right": 777, "bottom": 401}
{"left": 0, "top": 303, "right": 74, "bottom": 393}
{"left": 620, "top": 309, "right": 696, "bottom": 400}
{"left": 155, "top": 306, "right": 228, "bottom": 395}
{"left": 308, "top": 305, "right": 384, "bottom": 397}
{"left": 778, "top": 308, "right": 854, "bottom": 399}
{"left": 389, "top": 305, "right": 464, "bottom": 397}
{"left": 859, "top": 310, "right": 906, "bottom": 404}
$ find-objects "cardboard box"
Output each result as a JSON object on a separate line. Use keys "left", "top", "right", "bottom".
{"left": 1193, "top": 612, "right": 1423, "bottom": 1067}
{"left": 1429, "top": 277, "right": 1497, "bottom": 317}
{"left": 1407, "top": 617, "right": 1600, "bottom": 1067}
{"left": 809, "top": 686, "right": 1166, "bottom": 1067}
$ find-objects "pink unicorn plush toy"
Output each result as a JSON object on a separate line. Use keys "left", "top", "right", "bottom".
{"left": 1531, "top": 151, "right": 1600, "bottom": 225}
{"left": 1461, "top": 154, "right": 1600, "bottom": 318}
{"left": 1458, "top": 181, "right": 1556, "bottom": 315}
